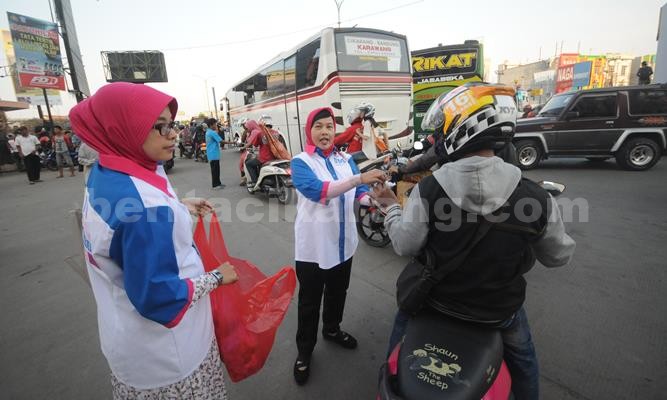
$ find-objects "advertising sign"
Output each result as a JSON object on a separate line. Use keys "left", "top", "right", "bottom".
{"left": 555, "top": 65, "right": 574, "bottom": 93}
{"left": 559, "top": 53, "right": 579, "bottom": 67}
{"left": 572, "top": 61, "right": 592, "bottom": 88}
{"left": 412, "top": 48, "right": 478, "bottom": 82}
{"left": 533, "top": 70, "right": 556, "bottom": 83}
{"left": 6, "top": 12, "right": 65, "bottom": 91}
{"left": 344, "top": 36, "right": 402, "bottom": 58}
{"left": 1, "top": 29, "right": 61, "bottom": 105}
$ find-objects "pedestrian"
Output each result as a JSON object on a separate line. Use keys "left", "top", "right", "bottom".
{"left": 0, "top": 131, "right": 11, "bottom": 166}
{"left": 77, "top": 142, "right": 98, "bottom": 181}
{"left": 371, "top": 83, "right": 576, "bottom": 400}
{"left": 205, "top": 118, "right": 230, "bottom": 190}
{"left": 52, "top": 125, "right": 76, "bottom": 177}
{"left": 69, "top": 82, "right": 239, "bottom": 399}
{"left": 7, "top": 132, "right": 23, "bottom": 171}
{"left": 15, "top": 126, "right": 42, "bottom": 184}
{"left": 289, "top": 107, "right": 386, "bottom": 385}
{"left": 637, "top": 61, "right": 653, "bottom": 85}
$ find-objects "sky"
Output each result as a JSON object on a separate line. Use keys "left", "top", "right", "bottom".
{"left": 0, "top": 0, "right": 664, "bottom": 120}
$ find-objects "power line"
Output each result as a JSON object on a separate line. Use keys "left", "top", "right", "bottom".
{"left": 158, "top": 0, "right": 424, "bottom": 52}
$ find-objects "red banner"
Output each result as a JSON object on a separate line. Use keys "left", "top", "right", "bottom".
{"left": 18, "top": 73, "right": 66, "bottom": 90}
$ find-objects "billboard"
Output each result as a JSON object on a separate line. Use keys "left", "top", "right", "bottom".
{"left": 1, "top": 29, "right": 61, "bottom": 105}
{"left": 555, "top": 65, "right": 574, "bottom": 93}
{"left": 572, "top": 61, "right": 592, "bottom": 88}
{"left": 558, "top": 53, "right": 580, "bottom": 67}
{"left": 6, "top": 12, "right": 66, "bottom": 91}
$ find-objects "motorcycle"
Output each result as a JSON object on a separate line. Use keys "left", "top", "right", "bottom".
{"left": 197, "top": 142, "right": 208, "bottom": 163}
{"left": 180, "top": 141, "right": 194, "bottom": 159}
{"left": 164, "top": 149, "right": 175, "bottom": 173}
{"left": 39, "top": 149, "right": 58, "bottom": 171}
{"left": 355, "top": 142, "right": 426, "bottom": 247}
{"left": 243, "top": 147, "right": 293, "bottom": 205}
{"left": 377, "top": 181, "right": 566, "bottom": 400}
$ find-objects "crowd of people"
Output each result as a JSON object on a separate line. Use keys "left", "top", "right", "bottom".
{"left": 0, "top": 79, "right": 577, "bottom": 400}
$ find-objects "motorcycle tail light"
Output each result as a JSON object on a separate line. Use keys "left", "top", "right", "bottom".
{"left": 387, "top": 343, "right": 401, "bottom": 376}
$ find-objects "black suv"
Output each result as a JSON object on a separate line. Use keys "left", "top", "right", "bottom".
{"left": 514, "top": 84, "right": 667, "bottom": 170}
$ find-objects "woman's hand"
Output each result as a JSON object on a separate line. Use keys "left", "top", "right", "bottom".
{"left": 217, "top": 262, "right": 239, "bottom": 285}
{"left": 360, "top": 170, "right": 387, "bottom": 185}
{"left": 181, "top": 198, "right": 214, "bottom": 217}
{"left": 369, "top": 183, "right": 399, "bottom": 208}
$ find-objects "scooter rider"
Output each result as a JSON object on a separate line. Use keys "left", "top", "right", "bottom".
{"left": 370, "top": 83, "right": 576, "bottom": 400}
{"left": 244, "top": 116, "right": 281, "bottom": 185}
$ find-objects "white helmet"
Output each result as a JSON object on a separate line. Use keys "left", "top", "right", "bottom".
{"left": 237, "top": 117, "right": 248, "bottom": 126}
{"left": 259, "top": 114, "right": 273, "bottom": 126}
{"left": 347, "top": 102, "right": 376, "bottom": 124}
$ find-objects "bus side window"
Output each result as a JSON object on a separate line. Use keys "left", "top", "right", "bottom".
{"left": 297, "top": 39, "right": 321, "bottom": 90}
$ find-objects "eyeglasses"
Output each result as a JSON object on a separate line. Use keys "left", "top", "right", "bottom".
{"left": 153, "top": 121, "right": 176, "bottom": 136}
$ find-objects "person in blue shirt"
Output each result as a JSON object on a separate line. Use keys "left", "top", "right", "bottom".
{"left": 205, "top": 118, "right": 232, "bottom": 190}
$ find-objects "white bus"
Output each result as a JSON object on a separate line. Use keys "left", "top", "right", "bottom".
{"left": 224, "top": 27, "right": 414, "bottom": 156}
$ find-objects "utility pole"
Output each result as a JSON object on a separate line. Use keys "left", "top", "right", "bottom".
{"left": 54, "top": 0, "right": 84, "bottom": 102}
{"left": 335, "top": 0, "right": 344, "bottom": 28}
{"left": 212, "top": 87, "right": 218, "bottom": 120}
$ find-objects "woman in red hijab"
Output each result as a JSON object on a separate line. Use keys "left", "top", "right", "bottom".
{"left": 70, "top": 82, "right": 238, "bottom": 399}
{"left": 289, "top": 108, "right": 386, "bottom": 385}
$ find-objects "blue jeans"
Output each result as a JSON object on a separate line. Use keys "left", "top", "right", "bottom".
{"left": 386, "top": 307, "right": 539, "bottom": 400}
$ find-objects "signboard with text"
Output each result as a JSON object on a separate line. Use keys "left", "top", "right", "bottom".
{"left": 1, "top": 29, "right": 61, "bottom": 105}
{"left": 555, "top": 65, "right": 574, "bottom": 93}
{"left": 344, "top": 36, "right": 402, "bottom": 58}
{"left": 7, "top": 12, "right": 65, "bottom": 91}
{"left": 572, "top": 61, "right": 592, "bottom": 88}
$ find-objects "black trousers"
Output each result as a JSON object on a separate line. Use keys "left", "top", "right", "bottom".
{"left": 24, "top": 153, "right": 41, "bottom": 182}
{"left": 209, "top": 159, "right": 221, "bottom": 187}
{"left": 295, "top": 257, "right": 353, "bottom": 357}
{"left": 245, "top": 158, "right": 261, "bottom": 182}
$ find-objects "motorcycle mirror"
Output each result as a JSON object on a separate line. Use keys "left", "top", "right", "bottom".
{"left": 413, "top": 141, "right": 424, "bottom": 151}
{"left": 539, "top": 181, "right": 566, "bottom": 196}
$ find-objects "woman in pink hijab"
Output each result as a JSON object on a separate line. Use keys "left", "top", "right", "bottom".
{"left": 70, "top": 83, "right": 237, "bottom": 399}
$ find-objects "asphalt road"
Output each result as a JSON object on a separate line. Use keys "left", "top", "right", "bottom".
{"left": 0, "top": 151, "right": 665, "bottom": 400}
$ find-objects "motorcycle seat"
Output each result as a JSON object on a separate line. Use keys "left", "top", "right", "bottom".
{"left": 397, "top": 310, "right": 503, "bottom": 400}
{"left": 350, "top": 151, "right": 368, "bottom": 164}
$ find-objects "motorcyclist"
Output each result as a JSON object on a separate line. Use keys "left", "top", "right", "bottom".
{"left": 370, "top": 82, "right": 576, "bottom": 400}
{"left": 193, "top": 122, "right": 207, "bottom": 161}
{"left": 335, "top": 102, "right": 388, "bottom": 154}
{"left": 243, "top": 115, "right": 281, "bottom": 185}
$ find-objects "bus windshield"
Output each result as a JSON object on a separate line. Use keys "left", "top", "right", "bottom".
{"left": 334, "top": 32, "right": 410, "bottom": 73}
{"left": 539, "top": 94, "right": 575, "bottom": 117}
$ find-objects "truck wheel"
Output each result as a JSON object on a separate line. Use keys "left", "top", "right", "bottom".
{"left": 515, "top": 140, "right": 543, "bottom": 170}
{"left": 615, "top": 137, "right": 661, "bottom": 171}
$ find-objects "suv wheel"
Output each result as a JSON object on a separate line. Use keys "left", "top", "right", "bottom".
{"left": 615, "top": 137, "right": 661, "bottom": 171}
{"left": 515, "top": 140, "right": 543, "bottom": 170}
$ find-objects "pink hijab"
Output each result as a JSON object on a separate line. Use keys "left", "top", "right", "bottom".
{"left": 305, "top": 107, "right": 336, "bottom": 157}
{"left": 69, "top": 82, "right": 177, "bottom": 195}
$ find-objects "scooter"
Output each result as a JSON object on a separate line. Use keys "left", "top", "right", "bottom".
{"left": 243, "top": 147, "right": 293, "bottom": 205}
{"left": 377, "top": 181, "right": 566, "bottom": 400}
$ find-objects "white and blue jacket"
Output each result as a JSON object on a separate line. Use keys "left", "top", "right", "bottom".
{"left": 81, "top": 163, "right": 213, "bottom": 389}
{"left": 291, "top": 148, "right": 368, "bottom": 269}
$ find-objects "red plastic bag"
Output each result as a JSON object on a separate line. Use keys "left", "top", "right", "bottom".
{"left": 193, "top": 213, "right": 296, "bottom": 382}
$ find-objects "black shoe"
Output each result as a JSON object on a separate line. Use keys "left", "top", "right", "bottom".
{"left": 322, "top": 329, "right": 358, "bottom": 349}
{"left": 293, "top": 355, "right": 311, "bottom": 385}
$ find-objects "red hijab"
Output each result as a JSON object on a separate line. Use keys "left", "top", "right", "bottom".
{"left": 69, "top": 82, "right": 177, "bottom": 195}
{"left": 305, "top": 107, "right": 336, "bottom": 157}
